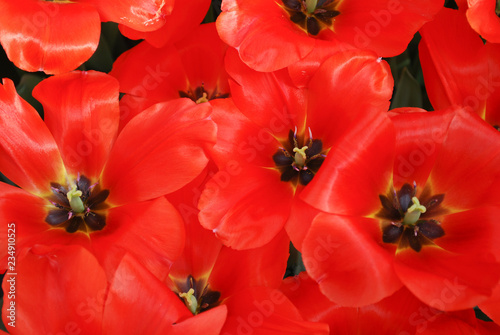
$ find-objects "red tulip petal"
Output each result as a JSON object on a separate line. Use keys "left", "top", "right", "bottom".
{"left": 287, "top": 39, "right": 356, "bottom": 88}
{"left": 84, "top": 0, "right": 172, "bottom": 32}
{"left": 209, "top": 98, "right": 279, "bottom": 168}
{"left": 225, "top": 48, "right": 306, "bottom": 135}
{"left": 102, "top": 253, "right": 192, "bottom": 333}
{"left": 33, "top": 71, "right": 120, "bottom": 180}
{"left": 436, "top": 207, "right": 500, "bottom": 256}
{"left": 467, "top": 0, "right": 500, "bottom": 43}
{"left": 117, "top": 94, "right": 159, "bottom": 132}
{"left": 333, "top": 0, "right": 442, "bottom": 57}
{"left": 217, "top": 0, "right": 315, "bottom": 72}
{"left": 282, "top": 275, "right": 439, "bottom": 335}
{"left": 395, "top": 246, "right": 500, "bottom": 311}
{"left": 0, "top": 78, "right": 65, "bottom": 195}
{"left": 118, "top": 0, "right": 211, "bottom": 48}
{"left": 419, "top": 7, "right": 488, "bottom": 113}
{"left": 91, "top": 196, "right": 185, "bottom": 280}
{"left": 101, "top": 99, "right": 216, "bottom": 206}
{"left": 221, "top": 287, "right": 330, "bottom": 335}
{"left": 170, "top": 305, "right": 228, "bottom": 335}
{"left": 302, "top": 213, "right": 402, "bottom": 306}
{"left": 209, "top": 231, "right": 290, "bottom": 299}
{"left": 427, "top": 108, "right": 500, "bottom": 210}
{"left": 305, "top": 50, "right": 393, "bottom": 148}
{"left": 301, "top": 113, "right": 394, "bottom": 217}
{"left": 0, "top": 0, "right": 100, "bottom": 74}
{"left": 0, "top": 183, "right": 48, "bottom": 269}
{"left": 484, "top": 42, "right": 500, "bottom": 126}
{"left": 3, "top": 244, "right": 106, "bottom": 334}
{"left": 479, "top": 281, "right": 500, "bottom": 324}
{"left": 389, "top": 108, "right": 455, "bottom": 189}
{"left": 110, "top": 43, "right": 184, "bottom": 102}
{"left": 198, "top": 166, "right": 294, "bottom": 250}
{"left": 167, "top": 188, "right": 224, "bottom": 281}
{"left": 285, "top": 198, "right": 321, "bottom": 252}
{"left": 475, "top": 319, "right": 500, "bottom": 334}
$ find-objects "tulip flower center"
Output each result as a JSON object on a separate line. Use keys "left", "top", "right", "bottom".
{"left": 281, "top": 0, "right": 340, "bottom": 35}
{"left": 45, "top": 175, "right": 109, "bottom": 234}
{"left": 496, "top": 0, "right": 500, "bottom": 17}
{"left": 376, "top": 182, "right": 446, "bottom": 252}
{"left": 179, "top": 84, "right": 229, "bottom": 104}
{"left": 176, "top": 275, "right": 221, "bottom": 315}
{"left": 273, "top": 128, "right": 326, "bottom": 186}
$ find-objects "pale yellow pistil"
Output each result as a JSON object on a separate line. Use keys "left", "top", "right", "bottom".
{"left": 403, "top": 197, "right": 426, "bottom": 225}
{"left": 293, "top": 146, "right": 308, "bottom": 167}
{"left": 179, "top": 288, "right": 198, "bottom": 314}
{"left": 196, "top": 92, "right": 209, "bottom": 104}
{"left": 67, "top": 184, "right": 85, "bottom": 213}
{"left": 306, "top": 0, "right": 318, "bottom": 13}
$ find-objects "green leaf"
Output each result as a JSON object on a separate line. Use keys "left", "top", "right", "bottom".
{"left": 391, "top": 67, "right": 423, "bottom": 109}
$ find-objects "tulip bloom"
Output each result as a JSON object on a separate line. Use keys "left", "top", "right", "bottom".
{"left": 281, "top": 272, "right": 500, "bottom": 335}
{"left": 0, "top": 71, "right": 216, "bottom": 278}
{"left": 301, "top": 107, "right": 500, "bottom": 309}
{"left": 0, "top": 0, "right": 171, "bottom": 74}
{"left": 2, "top": 245, "right": 224, "bottom": 334}
{"left": 419, "top": 7, "right": 500, "bottom": 126}
{"left": 119, "top": 0, "right": 211, "bottom": 48}
{"left": 164, "top": 175, "right": 329, "bottom": 334}
{"left": 198, "top": 48, "right": 393, "bottom": 249}
{"left": 216, "top": 0, "right": 443, "bottom": 71}
{"left": 456, "top": 0, "right": 500, "bottom": 43}
{"left": 110, "top": 22, "right": 229, "bottom": 131}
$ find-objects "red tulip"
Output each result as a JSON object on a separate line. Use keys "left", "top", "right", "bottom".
{"left": 216, "top": 0, "right": 443, "bottom": 71}
{"left": 110, "top": 22, "right": 229, "bottom": 131}
{"left": 419, "top": 7, "right": 500, "bottom": 126}
{"left": 0, "top": 0, "right": 170, "bottom": 74}
{"left": 281, "top": 272, "right": 500, "bottom": 335}
{"left": 198, "top": 47, "right": 393, "bottom": 249}
{"left": 0, "top": 71, "right": 216, "bottom": 279}
{"left": 301, "top": 107, "right": 500, "bottom": 309}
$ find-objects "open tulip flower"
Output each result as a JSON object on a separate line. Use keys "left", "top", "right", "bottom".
{"left": 0, "top": 71, "right": 216, "bottom": 279}
{"left": 216, "top": 0, "right": 443, "bottom": 71}
{"left": 110, "top": 22, "right": 229, "bottom": 131}
{"left": 163, "top": 174, "right": 329, "bottom": 334}
{"left": 419, "top": 7, "right": 500, "bottom": 127}
{"left": 456, "top": 0, "right": 500, "bottom": 43}
{"left": 198, "top": 47, "right": 393, "bottom": 250}
{"left": 300, "top": 106, "right": 500, "bottom": 311}
{"left": 281, "top": 272, "right": 500, "bottom": 335}
{"left": 1, "top": 0, "right": 500, "bottom": 332}
{"left": 0, "top": 0, "right": 171, "bottom": 74}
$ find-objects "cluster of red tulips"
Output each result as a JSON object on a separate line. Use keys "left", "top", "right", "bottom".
{"left": 1, "top": 0, "right": 500, "bottom": 333}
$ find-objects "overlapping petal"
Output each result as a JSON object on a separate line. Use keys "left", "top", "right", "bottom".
{"left": 217, "top": 0, "right": 442, "bottom": 71}
{"left": 466, "top": 0, "right": 500, "bottom": 43}
{"left": 33, "top": 71, "right": 120, "bottom": 180}
{"left": 118, "top": 0, "right": 211, "bottom": 48}
{"left": 83, "top": 0, "right": 171, "bottom": 32}
{"left": 302, "top": 213, "right": 402, "bottom": 306}
{"left": 0, "top": 0, "right": 100, "bottom": 74}
{"left": 0, "top": 78, "right": 65, "bottom": 195}
{"left": 2, "top": 245, "right": 107, "bottom": 334}
{"left": 101, "top": 98, "right": 216, "bottom": 206}
{"left": 419, "top": 7, "right": 489, "bottom": 114}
